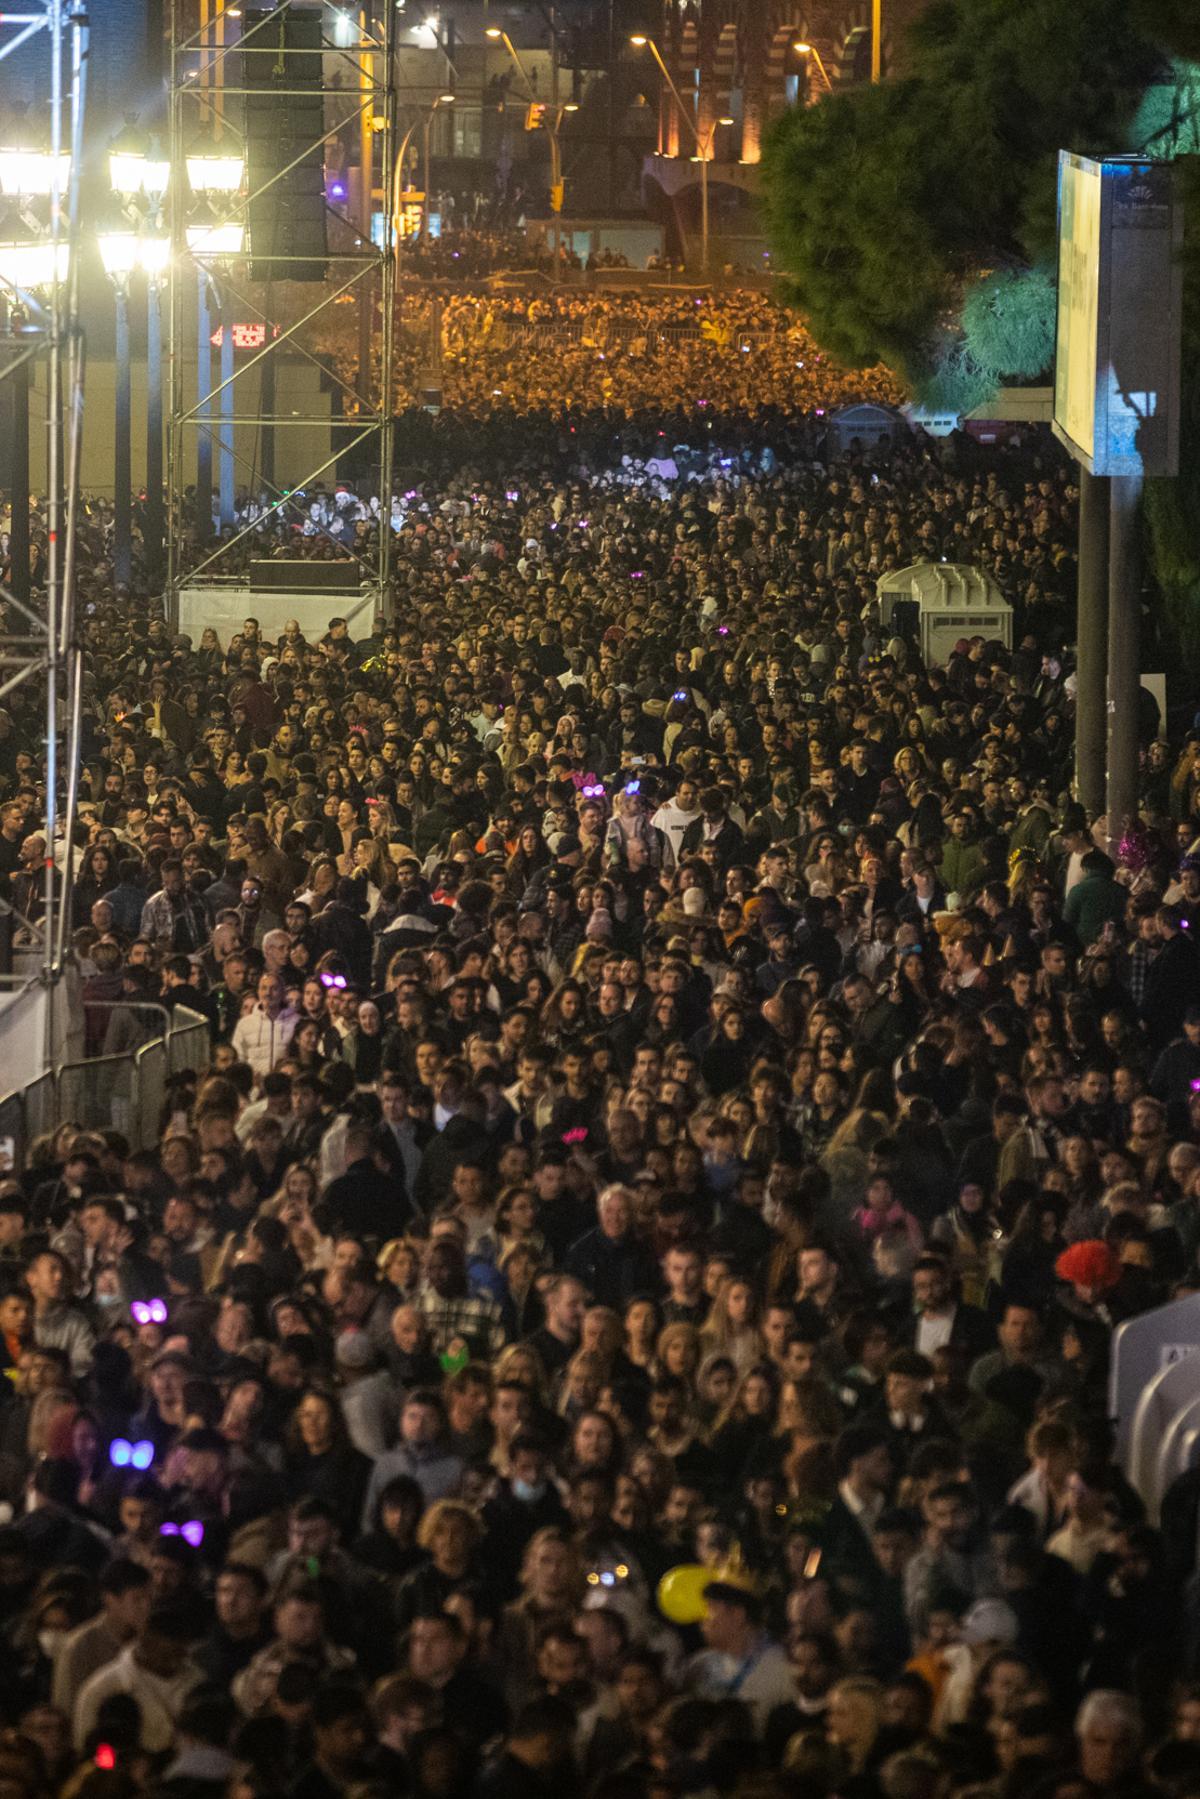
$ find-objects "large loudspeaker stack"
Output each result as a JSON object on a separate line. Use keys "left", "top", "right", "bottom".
{"left": 241, "top": 5, "right": 328, "bottom": 282}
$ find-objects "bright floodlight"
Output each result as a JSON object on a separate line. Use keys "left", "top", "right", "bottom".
{"left": 185, "top": 151, "right": 244, "bottom": 194}
{"left": 98, "top": 232, "right": 141, "bottom": 278}
{"left": 0, "top": 239, "right": 69, "bottom": 287}
{"left": 139, "top": 235, "right": 171, "bottom": 277}
{"left": 0, "top": 148, "right": 71, "bottom": 197}
{"left": 187, "top": 221, "right": 245, "bottom": 256}
{"left": 110, "top": 150, "right": 171, "bottom": 202}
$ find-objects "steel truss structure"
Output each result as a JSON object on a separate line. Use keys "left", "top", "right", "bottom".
{"left": 0, "top": 0, "right": 89, "bottom": 1009}
{"left": 166, "top": 0, "right": 397, "bottom": 620}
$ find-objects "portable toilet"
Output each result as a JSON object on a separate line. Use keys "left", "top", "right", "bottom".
{"left": 875, "top": 561, "right": 1013, "bottom": 667}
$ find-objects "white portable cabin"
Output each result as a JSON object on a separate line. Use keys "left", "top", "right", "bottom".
{"left": 828, "top": 402, "right": 906, "bottom": 453}
{"left": 874, "top": 561, "right": 1013, "bottom": 667}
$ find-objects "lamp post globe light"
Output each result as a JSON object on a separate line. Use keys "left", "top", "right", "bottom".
{"left": 0, "top": 135, "right": 71, "bottom": 605}
{"left": 184, "top": 134, "right": 245, "bottom": 537}
{"left": 105, "top": 129, "right": 174, "bottom": 588}
{"left": 98, "top": 231, "right": 140, "bottom": 588}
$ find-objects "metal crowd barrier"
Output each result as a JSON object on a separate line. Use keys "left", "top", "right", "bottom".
{"left": 0, "top": 1003, "right": 210, "bottom": 1162}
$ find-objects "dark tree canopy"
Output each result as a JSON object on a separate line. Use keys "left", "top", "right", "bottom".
{"left": 761, "top": 0, "right": 1167, "bottom": 393}
{"left": 762, "top": 0, "right": 1200, "bottom": 649}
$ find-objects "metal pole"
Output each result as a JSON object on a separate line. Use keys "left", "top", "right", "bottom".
{"left": 165, "top": 0, "right": 180, "bottom": 625}
{"left": 259, "top": 336, "right": 275, "bottom": 495}
{"left": 55, "top": 0, "right": 88, "bottom": 973}
{"left": 113, "top": 282, "right": 132, "bottom": 586}
{"left": 357, "top": 4, "right": 373, "bottom": 403}
{"left": 44, "top": 0, "right": 64, "bottom": 998}
{"left": 550, "top": 3, "right": 559, "bottom": 273}
{"left": 218, "top": 283, "right": 234, "bottom": 526}
{"left": 700, "top": 147, "right": 708, "bottom": 275}
{"left": 1105, "top": 473, "right": 1142, "bottom": 856}
{"left": 871, "top": 0, "right": 881, "bottom": 79}
{"left": 607, "top": 0, "right": 615, "bottom": 214}
{"left": 549, "top": 125, "right": 561, "bottom": 273}
{"left": 423, "top": 111, "right": 433, "bottom": 234}
{"left": 644, "top": 39, "right": 704, "bottom": 268}
{"left": 378, "top": 0, "right": 395, "bottom": 609}
{"left": 146, "top": 276, "right": 164, "bottom": 588}
{"left": 1075, "top": 466, "right": 1109, "bottom": 818}
{"left": 196, "top": 270, "right": 212, "bottom": 537}
{"left": 9, "top": 346, "right": 30, "bottom": 604}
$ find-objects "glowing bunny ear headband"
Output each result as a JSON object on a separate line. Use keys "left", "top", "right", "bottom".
{"left": 160, "top": 1520, "right": 205, "bottom": 1548}
{"left": 109, "top": 1439, "right": 155, "bottom": 1470}
{"left": 131, "top": 1298, "right": 168, "bottom": 1326}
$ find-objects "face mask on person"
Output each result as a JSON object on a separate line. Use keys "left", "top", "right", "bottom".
{"left": 512, "top": 1477, "right": 546, "bottom": 1504}
{"left": 38, "top": 1627, "right": 66, "bottom": 1660}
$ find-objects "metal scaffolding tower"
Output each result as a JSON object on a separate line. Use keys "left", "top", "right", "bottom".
{"left": 165, "top": 0, "right": 397, "bottom": 621}
{"left": 0, "top": 0, "right": 89, "bottom": 1017}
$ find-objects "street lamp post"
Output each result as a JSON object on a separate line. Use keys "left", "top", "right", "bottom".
{"left": 392, "top": 97, "right": 455, "bottom": 246}
{"left": 630, "top": 37, "right": 728, "bottom": 274}
{"left": 422, "top": 94, "right": 455, "bottom": 238}
{"left": 141, "top": 236, "right": 169, "bottom": 587}
{"left": 793, "top": 42, "right": 834, "bottom": 94}
{"left": 1, "top": 299, "right": 32, "bottom": 604}
{"left": 184, "top": 138, "right": 244, "bottom": 542}
{"left": 218, "top": 280, "right": 234, "bottom": 528}
{"left": 98, "top": 232, "right": 140, "bottom": 588}
{"left": 486, "top": 27, "right": 571, "bottom": 274}
{"left": 109, "top": 136, "right": 171, "bottom": 586}
{"left": 0, "top": 140, "right": 71, "bottom": 603}
{"left": 195, "top": 270, "right": 213, "bottom": 540}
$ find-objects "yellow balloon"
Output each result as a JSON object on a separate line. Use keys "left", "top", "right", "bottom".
{"left": 657, "top": 1563, "right": 712, "bottom": 1625}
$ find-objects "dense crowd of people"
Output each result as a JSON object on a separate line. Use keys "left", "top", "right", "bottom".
{"left": 3, "top": 288, "right": 1200, "bottom": 1799}
{"left": 311, "top": 290, "right": 904, "bottom": 427}
{"left": 395, "top": 228, "right": 641, "bottom": 278}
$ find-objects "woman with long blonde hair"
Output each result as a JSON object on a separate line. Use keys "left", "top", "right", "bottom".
{"left": 700, "top": 1274, "right": 764, "bottom": 1374}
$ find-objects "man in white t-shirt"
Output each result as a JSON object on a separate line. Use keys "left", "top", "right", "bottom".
{"left": 684, "top": 1582, "right": 794, "bottom": 1734}
{"left": 652, "top": 777, "right": 701, "bottom": 865}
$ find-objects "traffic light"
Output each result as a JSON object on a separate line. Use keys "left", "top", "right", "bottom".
{"left": 396, "top": 191, "right": 425, "bottom": 238}
{"left": 525, "top": 102, "right": 547, "bottom": 131}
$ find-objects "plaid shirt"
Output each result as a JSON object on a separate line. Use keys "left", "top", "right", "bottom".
{"left": 417, "top": 1287, "right": 505, "bottom": 1359}
{"left": 1126, "top": 939, "right": 1156, "bottom": 1006}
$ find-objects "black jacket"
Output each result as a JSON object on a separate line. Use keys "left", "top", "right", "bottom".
{"left": 322, "top": 1155, "right": 411, "bottom": 1242}
{"left": 1143, "top": 931, "right": 1200, "bottom": 1050}
{"left": 563, "top": 1227, "right": 661, "bottom": 1308}
{"left": 311, "top": 902, "right": 373, "bottom": 986}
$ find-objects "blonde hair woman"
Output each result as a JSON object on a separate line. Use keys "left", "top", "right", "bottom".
{"left": 700, "top": 1274, "right": 764, "bottom": 1374}
{"left": 495, "top": 1340, "right": 552, "bottom": 1410}
{"left": 826, "top": 1677, "right": 885, "bottom": 1778}
{"left": 497, "top": 1528, "right": 583, "bottom": 1704}
{"left": 656, "top": 1320, "right": 702, "bottom": 1383}
{"left": 821, "top": 1107, "right": 891, "bottom": 1220}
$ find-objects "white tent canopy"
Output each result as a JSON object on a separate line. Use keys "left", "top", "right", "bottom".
{"left": 874, "top": 560, "right": 1013, "bottom": 667}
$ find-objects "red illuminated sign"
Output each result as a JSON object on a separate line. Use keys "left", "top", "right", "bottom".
{"left": 209, "top": 323, "right": 276, "bottom": 348}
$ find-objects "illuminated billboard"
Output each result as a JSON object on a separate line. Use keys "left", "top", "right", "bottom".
{"left": 1055, "top": 156, "right": 1102, "bottom": 461}
{"left": 1052, "top": 152, "right": 1182, "bottom": 478}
